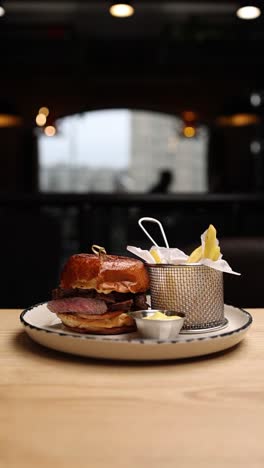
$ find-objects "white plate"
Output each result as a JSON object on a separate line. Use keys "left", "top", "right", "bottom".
{"left": 20, "top": 304, "right": 252, "bottom": 361}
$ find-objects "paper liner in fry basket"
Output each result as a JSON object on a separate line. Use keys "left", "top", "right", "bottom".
{"left": 127, "top": 224, "right": 240, "bottom": 275}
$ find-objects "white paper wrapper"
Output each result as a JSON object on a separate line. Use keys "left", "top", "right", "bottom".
{"left": 197, "top": 229, "right": 240, "bottom": 275}
{"left": 127, "top": 245, "right": 188, "bottom": 264}
{"left": 127, "top": 227, "right": 240, "bottom": 275}
{"left": 126, "top": 246, "right": 155, "bottom": 264}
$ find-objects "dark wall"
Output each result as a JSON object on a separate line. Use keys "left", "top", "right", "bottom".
{"left": 208, "top": 125, "right": 259, "bottom": 193}
{"left": 0, "top": 127, "right": 38, "bottom": 193}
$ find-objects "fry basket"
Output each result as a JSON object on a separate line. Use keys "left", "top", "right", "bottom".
{"left": 147, "top": 264, "right": 227, "bottom": 332}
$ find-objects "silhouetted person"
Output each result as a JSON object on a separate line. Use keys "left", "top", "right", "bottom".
{"left": 149, "top": 169, "right": 173, "bottom": 193}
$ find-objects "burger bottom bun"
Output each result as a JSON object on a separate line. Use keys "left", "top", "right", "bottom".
{"left": 57, "top": 312, "right": 137, "bottom": 335}
{"left": 61, "top": 324, "right": 136, "bottom": 335}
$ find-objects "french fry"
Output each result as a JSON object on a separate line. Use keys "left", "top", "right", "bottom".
{"left": 187, "top": 245, "right": 202, "bottom": 263}
{"left": 150, "top": 249, "right": 162, "bottom": 263}
{"left": 204, "top": 224, "right": 217, "bottom": 260}
{"left": 211, "top": 245, "right": 220, "bottom": 261}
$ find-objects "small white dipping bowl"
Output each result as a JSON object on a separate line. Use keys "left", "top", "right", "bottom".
{"left": 129, "top": 310, "right": 185, "bottom": 340}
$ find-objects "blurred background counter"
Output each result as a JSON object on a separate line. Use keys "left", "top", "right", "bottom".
{"left": 1, "top": 192, "right": 264, "bottom": 309}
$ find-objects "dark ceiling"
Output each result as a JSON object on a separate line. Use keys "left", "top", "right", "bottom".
{"left": 1, "top": 1, "right": 264, "bottom": 123}
{"left": 2, "top": 1, "right": 263, "bottom": 64}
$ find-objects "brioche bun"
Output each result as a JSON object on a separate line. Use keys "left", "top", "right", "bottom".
{"left": 60, "top": 253, "right": 149, "bottom": 294}
{"left": 57, "top": 311, "right": 136, "bottom": 334}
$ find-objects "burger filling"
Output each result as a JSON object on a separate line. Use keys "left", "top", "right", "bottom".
{"left": 47, "top": 288, "right": 149, "bottom": 321}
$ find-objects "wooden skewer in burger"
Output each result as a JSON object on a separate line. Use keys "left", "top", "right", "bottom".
{"left": 47, "top": 245, "right": 150, "bottom": 334}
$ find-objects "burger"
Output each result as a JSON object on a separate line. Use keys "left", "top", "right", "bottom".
{"left": 47, "top": 252, "right": 150, "bottom": 334}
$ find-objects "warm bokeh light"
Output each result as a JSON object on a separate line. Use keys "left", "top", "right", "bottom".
{"left": 0, "top": 6, "right": 5, "bottom": 17}
{"left": 236, "top": 6, "right": 261, "bottom": 20}
{"left": 0, "top": 114, "right": 22, "bottom": 127}
{"left": 36, "top": 113, "right": 47, "bottom": 126}
{"left": 109, "top": 3, "right": 134, "bottom": 18}
{"left": 183, "top": 126, "right": 196, "bottom": 138}
{"left": 44, "top": 125, "right": 56, "bottom": 137}
{"left": 38, "top": 107, "right": 49, "bottom": 117}
{"left": 182, "top": 111, "right": 197, "bottom": 122}
{"left": 216, "top": 113, "right": 260, "bottom": 127}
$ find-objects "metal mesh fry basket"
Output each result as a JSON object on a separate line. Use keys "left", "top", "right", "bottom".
{"left": 147, "top": 264, "right": 226, "bottom": 332}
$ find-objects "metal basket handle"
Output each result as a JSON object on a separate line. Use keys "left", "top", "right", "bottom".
{"left": 138, "top": 217, "right": 169, "bottom": 248}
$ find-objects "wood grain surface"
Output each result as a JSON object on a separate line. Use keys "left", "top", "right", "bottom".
{"left": 0, "top": 309, "right": 263, "bottom": 468}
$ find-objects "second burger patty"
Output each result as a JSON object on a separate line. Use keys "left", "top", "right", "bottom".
{"left": 51, "top": 287, "right": 149, "bottom": 312}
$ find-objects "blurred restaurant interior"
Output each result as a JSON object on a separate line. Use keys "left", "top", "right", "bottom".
{"left": 1, "top": 0, "right": 264, "bottom": 308}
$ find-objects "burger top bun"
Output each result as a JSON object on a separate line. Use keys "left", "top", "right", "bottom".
{"left": 60, "top": 253, "right": 149, "bottom": 294}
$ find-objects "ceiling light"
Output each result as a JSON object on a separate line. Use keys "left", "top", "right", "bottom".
{"left": 109, "top": 2, "right": 134, "bottom": 18}
{"left": 236, "top": 2, "right": 261, "bottom": 20}
{"left": 0, "top": 2, "right": 5, "bottom": 17}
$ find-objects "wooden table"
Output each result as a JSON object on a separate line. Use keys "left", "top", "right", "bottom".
{"left": 1, "top": 309, "right": 263, "bottom": 468}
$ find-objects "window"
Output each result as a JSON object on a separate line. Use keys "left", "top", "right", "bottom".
{"left": 38, "top": 109, "right": 208, "bottom": 193}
